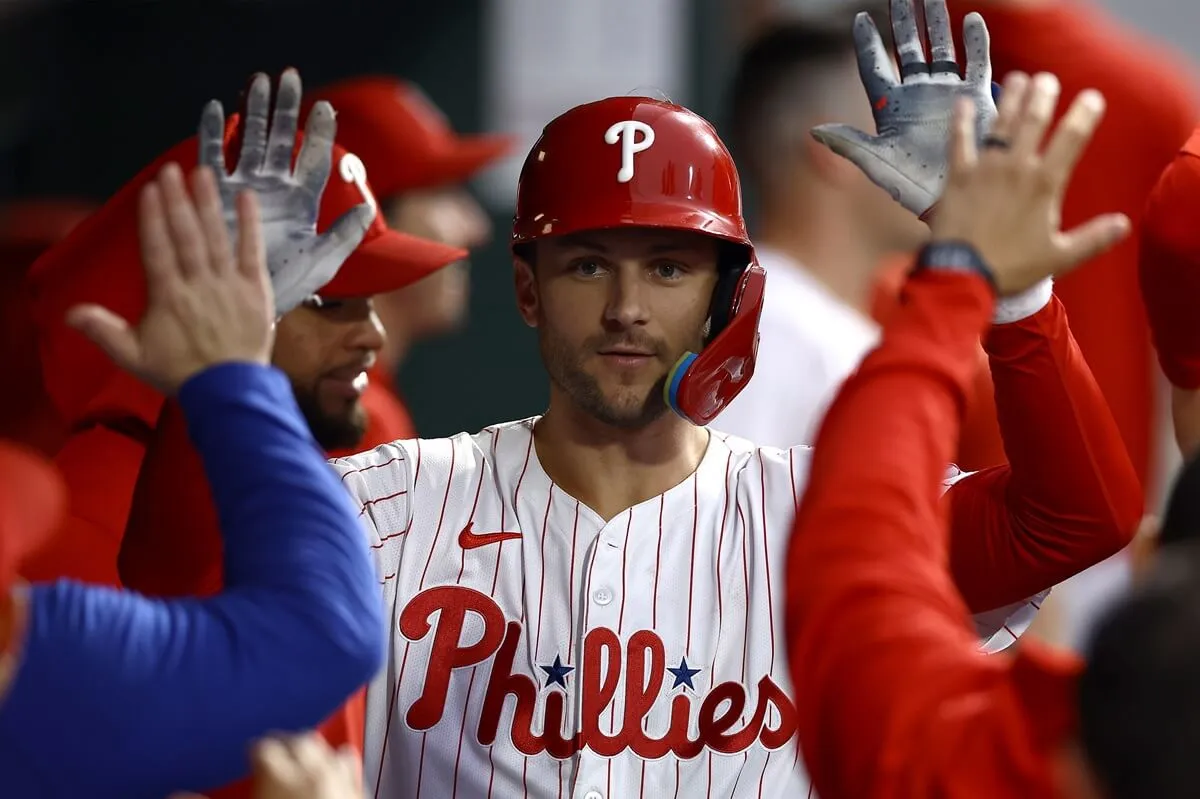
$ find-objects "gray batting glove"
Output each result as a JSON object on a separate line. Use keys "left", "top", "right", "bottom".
{"left": 197, "top": 68, "right": 375, "bottom": 316}
{"left": 811, "top": 0, "right": 997, "bottom": 219}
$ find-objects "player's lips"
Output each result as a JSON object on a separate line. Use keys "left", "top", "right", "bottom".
{"left": 597, "top": 348, "right": 655, "bottom": 369}
{"left": 323, "top": 366, "right": 370, "bottom": 399}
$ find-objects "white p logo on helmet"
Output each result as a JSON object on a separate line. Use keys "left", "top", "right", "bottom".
{"left": 338, "top": 153, "right": 378, "bottom": 213}
{"left": 604, "top": 120, "right": 655, "bottom": 183}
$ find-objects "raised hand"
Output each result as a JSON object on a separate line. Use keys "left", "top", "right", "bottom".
{"left": 811, "top": 0, "right": 996, "bottom": 218}
{"left": 65, "top": 164, "right": 274, "bottom": 395}
{"left": 931, "top": 72, "right": 1130, "bottom": 294}
{"left": 199, "top": 68, "right": 374, "bottom": 316}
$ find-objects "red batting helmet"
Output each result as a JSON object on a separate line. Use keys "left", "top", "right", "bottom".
{"left": 511, "top": 96, "right": 766, "bottom": 427}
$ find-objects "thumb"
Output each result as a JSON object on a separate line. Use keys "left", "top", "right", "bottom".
{"left": 810, "top": 124, "right": 881, "bottom": 170}
{"left": 1057, "top": 212, "right": 1131, "bottom": 274}
{"left": 66, "top": 304, "right": 143, "bottom": 373}
{"left": 273, "top": 203, "right": 374, "bottom": 316}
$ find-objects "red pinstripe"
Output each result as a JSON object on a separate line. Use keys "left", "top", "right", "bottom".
{"left": 653, "top": 495, "right": 665, "bottom": 627}
{"left": 617, "top": 510, "right": 634, "bottom": 634}
{"left": 371, "top": 439, "right": 422, "bottom": 799}
{"left": 567, "top": 502, "right": 580, "bottom": 665}
{"left": 535, "top": 484, "right": 555, "bottom": 658}
{"left": 685, "top": 474, "right": 698, "bottom": 653}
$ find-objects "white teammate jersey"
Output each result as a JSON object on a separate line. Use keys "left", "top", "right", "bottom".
{"left": 334, "top": 418, "right": 1043, "bottom": 799}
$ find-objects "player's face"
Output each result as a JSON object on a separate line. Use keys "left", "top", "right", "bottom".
{"left": 516, "top": 228, "right": 720, "bottom": 429}
{"left": 272, "top": 297, "right": 386, "bottom": 451}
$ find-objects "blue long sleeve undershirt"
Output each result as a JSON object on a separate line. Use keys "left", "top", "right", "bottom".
{"left": 0, "top": 362, "right": 384, "bottom": 798}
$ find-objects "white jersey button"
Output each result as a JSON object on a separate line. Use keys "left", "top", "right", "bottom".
{"left": 592, "top": 587, "right": 614, "bottom": 606}
{"left": 583, "top": 791, "right": 604, "bottom": 799}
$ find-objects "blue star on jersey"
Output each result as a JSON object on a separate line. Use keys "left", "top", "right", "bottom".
{"left": 667, "top": 657, "right": 702, "bottom": 691}
{"left": 540, "top": 655, "right": 574, "bottom": 689}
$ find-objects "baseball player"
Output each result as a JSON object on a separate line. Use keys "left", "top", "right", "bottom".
{"left": 0, "top": 155, "right": 382, "bottom": 798}
{"left": 784, "top": 65, "right": 1192, "bottom": 799}
{"left": 335, "top": 3, "right": 1140, "bottom": 796}
{"left": 300, "top": 76, "right": 513, "bottom": 451}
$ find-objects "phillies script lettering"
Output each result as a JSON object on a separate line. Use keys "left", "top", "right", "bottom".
{"left": 400, "top": 586, "right": 798, "bottom": 758}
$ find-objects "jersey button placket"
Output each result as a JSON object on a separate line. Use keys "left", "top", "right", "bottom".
{"left": 578, "top": 523, "right": 625, "bottom": 797}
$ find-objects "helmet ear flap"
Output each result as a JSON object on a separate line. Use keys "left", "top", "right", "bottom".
{"left": 665, "top": 263, "right": 766, "bottom": 426}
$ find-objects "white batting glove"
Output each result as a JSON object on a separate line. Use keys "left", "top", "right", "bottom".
{"left": 811, "top": 0, "right": 997, "bottom": 219}
{"left": 197, "top": 68, "right": 375, "bottom": 316}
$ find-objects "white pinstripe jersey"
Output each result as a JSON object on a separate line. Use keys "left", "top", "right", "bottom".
{"left": 333, "top": 417, "right": 1044, "bottom": 799}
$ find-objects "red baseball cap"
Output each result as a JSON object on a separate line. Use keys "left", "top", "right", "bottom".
{"left": 28, "top": 113, "right": 466, "bottom": 428}
{"left": 306, "top": 76, "right": 515, "bottom": 198}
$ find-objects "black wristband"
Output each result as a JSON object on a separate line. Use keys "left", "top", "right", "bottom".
{"left": 913, "top": 241, "right": 998, "bottom": 293}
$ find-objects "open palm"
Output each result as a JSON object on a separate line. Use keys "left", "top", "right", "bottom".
{"left": 198, "top": 69, "right": 374, "bottom": 316}
{"left": 812, "top": 0, "right": 997, "bottom": 218}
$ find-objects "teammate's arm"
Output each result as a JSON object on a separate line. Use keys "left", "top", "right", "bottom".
{"left": 0, "top": 163, "right": 382, "bottom": 797}
{"left": 788, "top": 270, "right": 1059, "bottom": 799}
{"left": 942, "top": 289, "right": 1142, "bottom": 613}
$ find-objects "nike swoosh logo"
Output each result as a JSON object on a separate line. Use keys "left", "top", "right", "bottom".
{"left": 458, "top": 522, "right": 522, "bottom": 550}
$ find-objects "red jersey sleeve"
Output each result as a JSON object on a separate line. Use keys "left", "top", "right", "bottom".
{"left": 945, "top": 296, "right": 1143, "bottom": 613}
{"left": 787, "top": 272, "right": 1079, "bottom": 799}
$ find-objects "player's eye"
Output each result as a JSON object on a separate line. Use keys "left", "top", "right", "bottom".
{"left": 653, "top": 261, "right": 687, "bottom": 280}
{"left": 568, "top": 258, "right": 607, "bottom": 278}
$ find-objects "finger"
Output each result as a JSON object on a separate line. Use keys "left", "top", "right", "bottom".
{"left": 924, "top": 0, "right": 957, "bottom": 74}
{"left": 1041, "top": 89, "right": 1106, "bottom": 190}
{"left": 1057, "top": 213, "right": 1131, "bottom": 272}
{"left": 137, "top": 181, "right": 180, "bottom": 298}
{"left": 294, "top": 100, "right": 336, "bottom": 198}
{"left": 337, "top": 745, "right": 363, "bottom": 790}
{"left": 235, "top": 190, "right": 267, "bottom": 282}
{"left": 852, "top": 13, "right": 898, "bottom": 107}
{"left": 264, "top": 68, "right": 302, "bottom": 176}
{"left": 251, "top": 737, "right": 297, "bottom": 779}
{"left": 948, "top": 96, "right": 978, "bottom": 176}
{"left": 66, "top": 304, "right": 142, "bottom": 373}
{"left": 890, "top": 0, "right": 927, "bottom": 80}
{"left": 157, "top": 163, "right": 209, "bottom": 279}
{"left": 190, "top": 166, "right": 235, "bottom": 274}
{"left": 985, "top": 71, "right": 1029, "bottom": 144}
{"left": 289, "top": 732, "right": 329, "bottom": 773}
{"left": 810, "top": 124, "right": 883, "bottom": 169}
{"left": 197, "top": 100, "right": 227, "bottom": 176}
{"left": 1012, "top": 72, "right": 1061, "bottom": 158}
{"left": 962, "top": 12, "right": 992, "bottom": 86}
{"left": 235, "top": 73, "right": 271, "bottom": 176}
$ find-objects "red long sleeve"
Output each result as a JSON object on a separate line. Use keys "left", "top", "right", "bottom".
{"left": 946, "top": 297, "right": 1143, "bottom": 613}
{"left": 946, "top": 0, "right": 1198, "bottom": 481}
{"left": 787, "top": 272, "right": 1081, "bottom": 799}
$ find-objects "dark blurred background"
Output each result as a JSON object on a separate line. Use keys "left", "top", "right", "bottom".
{"left": 0, "top": 0, "right": 737, "bottom": 437}
{"left": 0, "top": 0, "right": 1190, "bottom": 438}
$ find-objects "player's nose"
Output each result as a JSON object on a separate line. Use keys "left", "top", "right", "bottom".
{"left": 602, "top": 263, "right": 650, "bottom": 329}
{"left": 346, "top": 305, "right": 387, "bottom": 355}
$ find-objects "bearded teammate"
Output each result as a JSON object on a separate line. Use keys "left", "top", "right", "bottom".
{"left": 331, "top": 3, "right": 1139, "bottom": 797}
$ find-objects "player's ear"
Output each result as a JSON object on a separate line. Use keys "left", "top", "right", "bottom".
{"left": 513, "top": 257, "right": 539, "bottom": 328}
